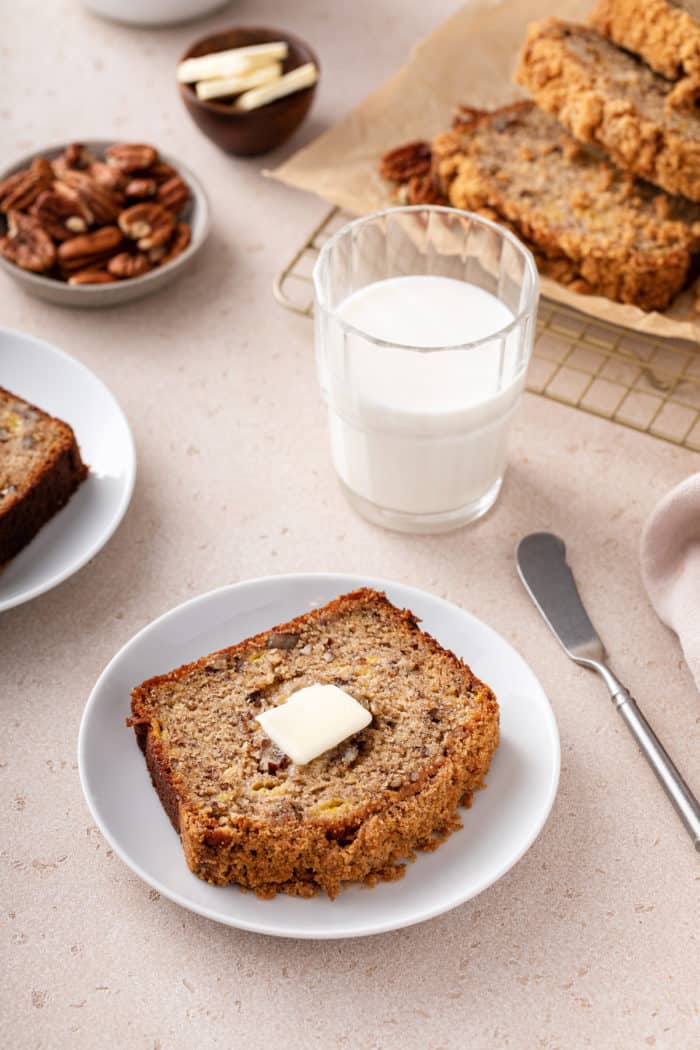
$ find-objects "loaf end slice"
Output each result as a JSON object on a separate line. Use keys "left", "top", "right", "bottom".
{"left": 0, "top": 386, "right": 88, "bottom": 564}
{"left": 515, "top": 18, "right": 700, "bottom": 201}
{"left": 589, "top": 0, "right": 700, "bottom": 88}
{"left": 129, "top": 588, "right": 500, "bottom": 899}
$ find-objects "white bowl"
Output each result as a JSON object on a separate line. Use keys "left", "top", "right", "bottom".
{"left": 81, "top": 0, "right": 229, "bottom": 27}
{"left": 0, "top": 140, "right": 209, "bottom": 308}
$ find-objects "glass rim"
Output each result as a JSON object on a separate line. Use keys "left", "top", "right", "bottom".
{"left": 313, "top": 204, "right": 540, "bottom": 353}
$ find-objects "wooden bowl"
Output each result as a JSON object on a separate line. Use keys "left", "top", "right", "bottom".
{"left": 178, "top": 27, "right": 319, "bottom": 157}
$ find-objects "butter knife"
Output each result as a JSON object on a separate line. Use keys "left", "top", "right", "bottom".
{"left": 516, "top": 531, "right": 700, "bottom": 851}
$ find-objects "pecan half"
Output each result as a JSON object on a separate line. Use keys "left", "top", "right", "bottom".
{"left": 156, "top": 175, "right": 189, "bottom": 215}
{"left": 149, "top": 161, "right": 177, "bottom": 184}
{"left": 63, "top": 142, "right": 94, "bottom": 170}
{"left": 119, "top": 202, "right": 174, "bottom": 250}
{"left": 0, "top": 210, "right": 56, "bottom": 272}
{"left": 107, "top": 251, "right": 151, "bottom": 278}
{"left": 105, "top": 143, "right": 158, "bottom": 173}
{"left": 379, "top": 141, "right": 431, "bottom": 182}
{"left": 0, "top": 157, "right": 54, "bottom": 213}
{"left": 67, "top": 268, "right": 118, "bottom": 286}
{"left": 405, "top": 174, "right": 447, "bottom": 206}
{"left": 31, "top": 187, "right": 89, "bottom": 241}
{"left": 57, "top": 225, "right": 123, "bottom": 273}
{"left": 124, "top": 177, "right": 157, "bottom": 199}
{"left": 59, "top": 169, "right": 121, "bottom": 225}
{"left": 452, "top": 104, "right": 482, "bottom": 128}
{"left": 155, "top": 222, "right": 190, "bottom": 266}
{"left": 89, "top": 161, "right": 127, "bottom": 194}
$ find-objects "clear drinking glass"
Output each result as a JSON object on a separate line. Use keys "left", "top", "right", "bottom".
{"left": 313, "top": 206, "right": 540, "bottom": 534}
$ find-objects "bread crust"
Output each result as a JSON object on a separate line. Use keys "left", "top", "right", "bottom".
{"left": 130, "top": 588, "right": 500, "bottom": 900}
{"left": 432, "top": 102, "right": 700, "bottom": 311}
{"left": 590, "top": 0, "right": 700, "bottom": 86}
{"left": 516, "top": 18, "right": 700, "bottom": 201}
{"left": 0, "top": 386, "right": 87, "bottom": 564}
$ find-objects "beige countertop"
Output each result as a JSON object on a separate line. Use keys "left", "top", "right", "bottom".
{"left": 3, "top": 2, "right": 699, "bottom": 1048}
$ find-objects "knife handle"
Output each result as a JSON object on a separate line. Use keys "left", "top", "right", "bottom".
{"left": 612, "top": 687, "right": 700, "bottom": 851}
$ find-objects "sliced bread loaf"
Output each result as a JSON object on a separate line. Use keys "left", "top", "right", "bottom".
{"left": 515, "top": 18, "right": 700, "bottom": 200}
{"left": 432, "top": 102, "right": 700, "bottom": 310}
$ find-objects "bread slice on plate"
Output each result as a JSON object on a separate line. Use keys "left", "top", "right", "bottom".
{"left": 0, "top": 386, "right": 88, "bottom": 565}
{"left": 432, "top": 101, "right": 700, "bottom": 311}
{"left": 589, "top": 0, "right": 700, "bottom": 89}
{"left": 129, "top": 588, "right": 499, "bottom": 900}
{"left": 515, "top": 18, "right": 700, "bottom": 201}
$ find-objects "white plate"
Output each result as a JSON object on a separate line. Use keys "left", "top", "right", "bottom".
{"left": 79, "top": 574, "right": 560, "bottom": 939}
{"left": 0, "top": 328, "right": 136, "bottom": 612}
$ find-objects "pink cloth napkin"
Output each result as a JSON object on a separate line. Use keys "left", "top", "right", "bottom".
{"left": 641, "top": 471, "right": 700, "bottom": 691}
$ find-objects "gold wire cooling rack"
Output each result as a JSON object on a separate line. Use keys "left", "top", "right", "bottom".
{"left": 274, "top": 206, "right": 700, "bottom": 453}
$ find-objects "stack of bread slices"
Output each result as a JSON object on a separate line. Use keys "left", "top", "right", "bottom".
{"left": 385, "top": 1, "right": 700, "bottom": 312}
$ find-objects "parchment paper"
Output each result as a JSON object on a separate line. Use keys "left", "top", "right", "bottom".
{"left": 270, "top": 0, "right": 700, "bottom": 344}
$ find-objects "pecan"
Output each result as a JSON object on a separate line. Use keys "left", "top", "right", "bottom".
{"left": 258, "top": 744, "right": 290, "bottom": 774}
{"left": 125, "top": 177, "right": 157, "bottom": 199}
{"left": 452, "top": 104, "right": 482, "bottom": 128}
{"left": 0, "top": 157, "right": 54, "bottom": 212}
{"left": 405, "top": 174, "right": 448, "bottom": 206}
{"left": 57, "top": 225, "right": 123, "bottom": 273}
{"left": 89, "top": 160, "right": 127, "bottom": 194}
{"left": 379, "top": 141, "right": 431, "bottom": 182}
{"left": 67, "top": 268, "right": 118, "bottom": 286}
{"left": 62, "top": 142, "right": 94, "bottom": 170}
{"left": 31, "top": 187, "right": 89, "bottom": 241}
{"left": 156, "top": 175, "right": 189, "bottom": 215}
{"left": 0, "top": 210, "right": 55, "bottom": 272}
{"left": 118, "top": 202, "right": 174, "bottom": 250}
{"left": 59, "top": 169, "right": 121, "bottom": 225}
{"left": 105, "top": 142, "right": 158, "bottom": 173}
{"left": 266, "top": 631, "right": 299, "bottom": 650}
{"left": 149, "top": 162, "right": 177, "bottom": 184}
{"left": 158, "top": 223, "right": 191, "bottom": 266}
{"left": 107, "top": 251, "right": 151, "bottom": 278}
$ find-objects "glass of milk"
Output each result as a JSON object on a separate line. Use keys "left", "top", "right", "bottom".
{"left": 313, "top": 206, "right": 539, "bottom": 533}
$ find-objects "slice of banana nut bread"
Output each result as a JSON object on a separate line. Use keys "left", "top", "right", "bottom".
{"left": 0, "top": 386, "right": 87, "bottom": 564}
{"left": 129, "top": 588, "right": 499, "bottom": 900}
{"left": 515, "top": 18, "right": 700, "bottom": 201}
{"left": 380, "top": 132, "right": 615, "bottom": 300}
{"left": 590, "top": 0, "right": 700, "bottom": 87}
{"left": 432, "top": 102, "right": 700, "bottom": 311}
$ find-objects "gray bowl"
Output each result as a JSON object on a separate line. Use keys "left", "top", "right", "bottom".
{"left": 0, "top": 140, "right": 210, "bottom": 308}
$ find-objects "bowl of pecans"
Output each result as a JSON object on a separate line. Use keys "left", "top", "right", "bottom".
{"left": 0, "top": 140, "right": 209, "bottom": 307}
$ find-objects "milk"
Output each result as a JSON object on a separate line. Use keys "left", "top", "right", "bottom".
{"left": 322, "top": 275, "right": 526, "bottom": 522}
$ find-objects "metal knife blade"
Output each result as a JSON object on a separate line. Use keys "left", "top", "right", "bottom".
{"left": 516, "top": 532, "right": 605, "bottom": 663}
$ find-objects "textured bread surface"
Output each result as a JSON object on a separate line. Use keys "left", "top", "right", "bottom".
{"left": 433, "top": 102, "right": 700, "bottom": 311}
{"left": 0, "top": 386, "right": 87, "bottom": 564}
{"left": 590, "top": 0, "right": 700, "bottom": 87}
{"left": 129, "top": 588, "right": 500, "bottom": 899}
{"left": 515, "top": 18, "right": 700, "bottom": 201}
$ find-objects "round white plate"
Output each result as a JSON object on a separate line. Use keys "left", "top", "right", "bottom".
{"left": 0, "top": 328, "right": 136, "bottom": 612}
{"left": 79, "top": 574, "right": 560, "bottom": 939}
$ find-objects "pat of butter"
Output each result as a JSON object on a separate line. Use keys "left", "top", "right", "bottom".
{"left": 176, "top": 42, "right": 288, "bottom": 84}
{"left": 256, "top": 684, "right": 371, "bottom": 765}
{"left": 234, "top": 62, "right": 318, "bottom": 112}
